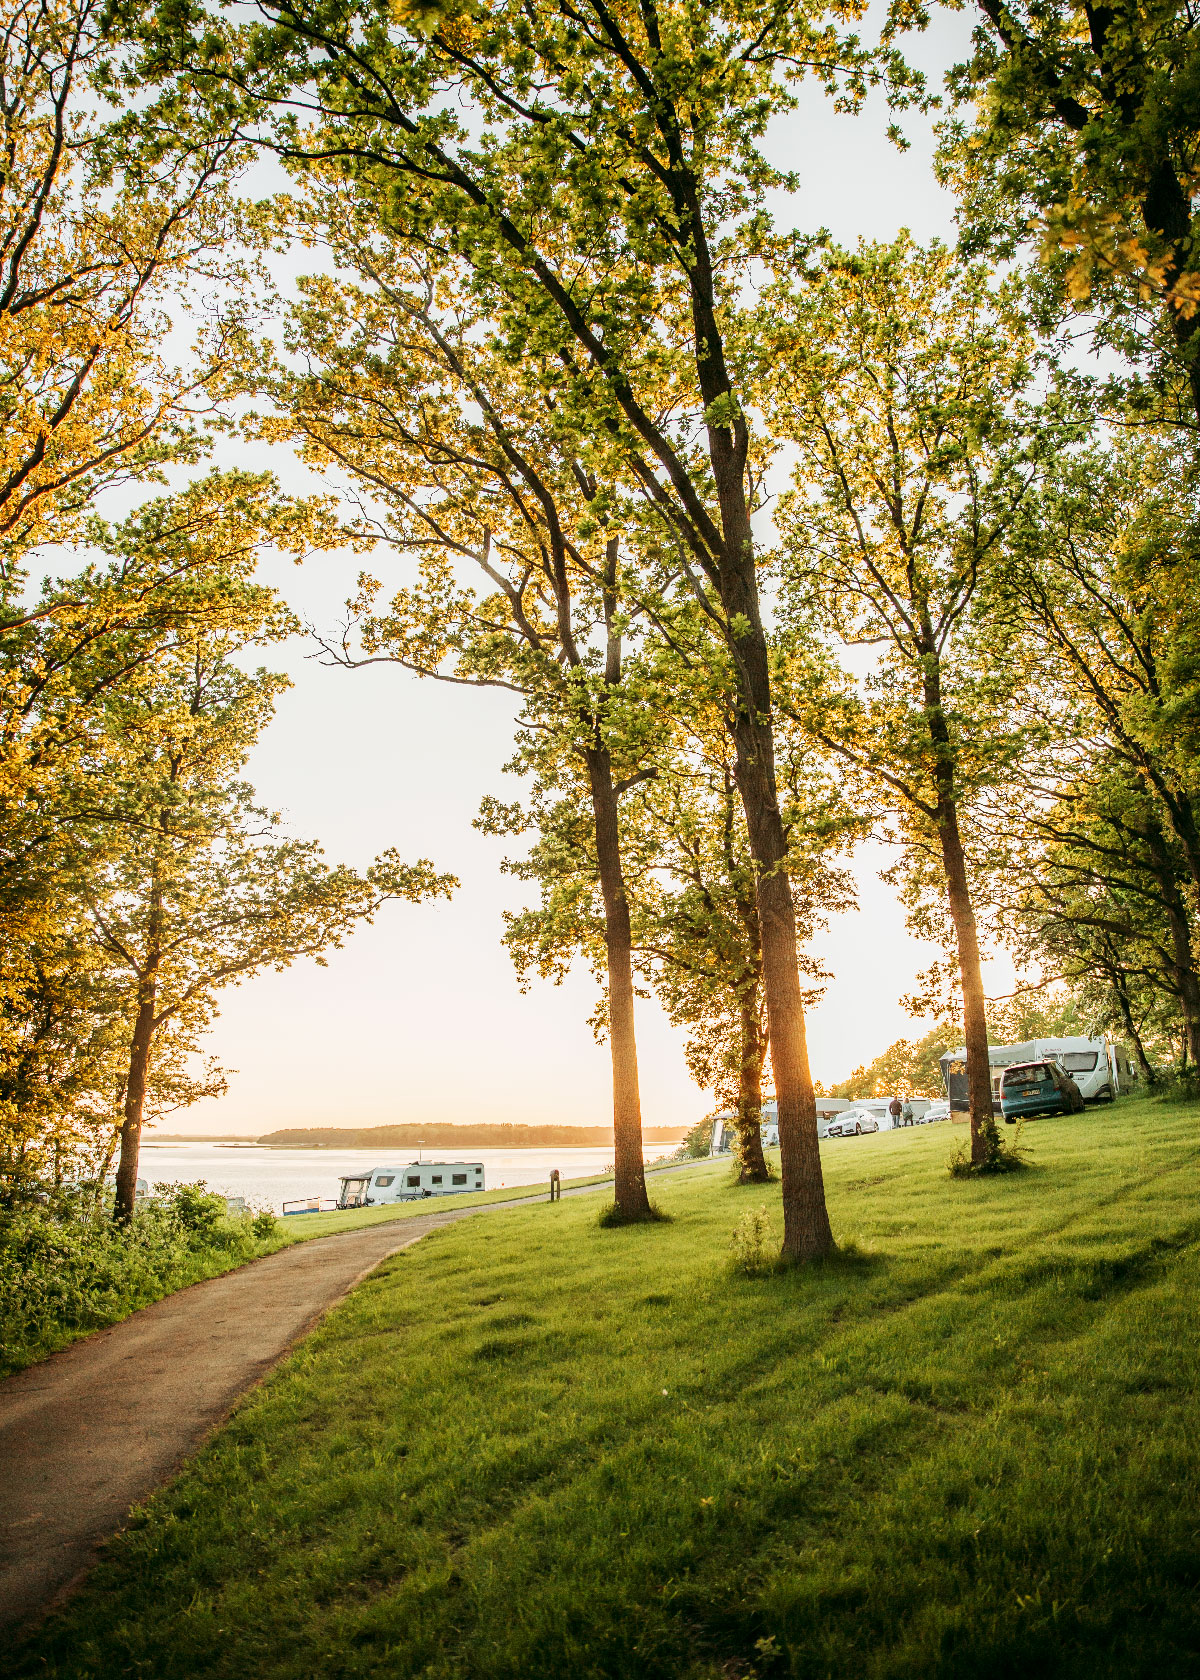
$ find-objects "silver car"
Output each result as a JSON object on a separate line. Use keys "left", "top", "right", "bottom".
{"left": 827, "top": 1107, "right": 880, "bottom": 1137}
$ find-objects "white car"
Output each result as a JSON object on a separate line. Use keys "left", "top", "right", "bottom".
{"left": 921, "top": 1100, "right": 951, "bottom": 1123}
{"left": 827, "top": 1107, "right": 880, "bottom": 1137}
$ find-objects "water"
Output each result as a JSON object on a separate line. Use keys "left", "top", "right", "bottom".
{"left": 137, "top": 1141, "right": 674, "bottom": 1211}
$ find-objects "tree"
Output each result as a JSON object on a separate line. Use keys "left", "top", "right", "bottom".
{"left": 73, "top": 566, "right": 451, "bottom": 1222}
{"left": 0, "top": 470, "right": 331, "bottom": 1164}
{"left": 994, "top": 434, "right": 1200, "bottom": 913}
{"left": 272, "top": 230, "right": 664, "bottom": 1219}
{"left": 148, "top": 0, "right": 922, "bottom": 1253}
{"left": 831, "top": 1022, "right": 961, "bottom": 1099}
{"left": 767, "top": 237, "right": 1076, "bottom": 1163}
{"left": 983, "top": 758, "right": 1200, "bottom": 1074}
{"left": 0, "top": 0, "right": 253, "bottom": 583}
{"left": 625, "top": 692, "right": 856, "bottom": 1183}
{"left": 942, "top": 0, "right": 1200, "bottom": 428}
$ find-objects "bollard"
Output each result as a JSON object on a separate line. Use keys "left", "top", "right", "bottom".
{"left": 549, "top": 1168, "right": 561, "bottom": 1202}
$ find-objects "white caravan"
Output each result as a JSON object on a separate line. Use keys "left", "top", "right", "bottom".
{"left": 337, "top": 1161, "right": 485, "bottom": 1208}
{"left": 938, "top": 1037, "right": 1134, "bottom": 1111}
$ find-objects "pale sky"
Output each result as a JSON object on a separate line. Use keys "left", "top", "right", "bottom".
{"left": 169, "top": 9, "right": 1017, "bottom": 1138}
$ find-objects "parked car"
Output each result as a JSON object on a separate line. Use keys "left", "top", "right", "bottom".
{"left": 921, "top": 1099, "right": 951, "bottom": 1123}
{"left": 999, "top": 1060, "right": 1085, "bottom": 1122}
{"left": 827, "top": 1107, "right": 880, "bottom": 1137}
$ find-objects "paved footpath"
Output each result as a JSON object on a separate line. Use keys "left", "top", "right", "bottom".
{"left": 0, "top": 1162, "right": 703, "bottom": 1629}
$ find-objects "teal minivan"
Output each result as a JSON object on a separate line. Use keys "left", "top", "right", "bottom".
{"left": 999, "top": 1060, "right": 1085, "bottom": 1122}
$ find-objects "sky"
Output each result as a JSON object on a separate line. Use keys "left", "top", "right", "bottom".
{"left": 167, "top": 8, "right": 1018, "bottom": 1138}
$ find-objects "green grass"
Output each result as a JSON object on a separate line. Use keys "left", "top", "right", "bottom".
{"left": 274, "top": 1163, "right": 648, "bottom": 1239}
{"left": 1, "top": 1160, "right": 685, "bottom": 1373}
{"left": 15, "top": 1098, "right": 1200, "bottom": 1679}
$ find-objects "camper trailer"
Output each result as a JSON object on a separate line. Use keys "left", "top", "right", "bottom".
{"left": 337, "top": 1161, "right": 485, "bottom": 1208}
{"left": 938, "top": 1038, "right": 1134, "bottom": 1113}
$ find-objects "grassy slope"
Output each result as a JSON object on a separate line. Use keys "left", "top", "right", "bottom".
{"left": 3, "top": 1163, "right": 680, "bottom": 1376}
{"left": 18, "top": 1098, "right": 1200, "bottom": 1680}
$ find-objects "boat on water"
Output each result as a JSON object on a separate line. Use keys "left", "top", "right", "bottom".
{"left": 337, "top": 1161, "right": 485, "bottom": 1208}
{"left": 281, "top": 1196, "right": 339, "bottom": 1216}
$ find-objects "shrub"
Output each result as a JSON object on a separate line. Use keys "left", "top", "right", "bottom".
{"left": 948, "top": 1118, "right": 1029, "bottom": 1177}
{"left": 252, "top": 1208, "right": 279, "bottom": 1240}
{"left": 0, "top": 1188, "right": 279, "bottom": 1376}
{"left": 728, "top": 1203, "right": 777, "bottom": 1276}
{"left": 153, "top": 1180, "right": 227, "bottom": 1241}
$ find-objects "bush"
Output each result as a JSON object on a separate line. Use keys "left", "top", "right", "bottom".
{"left": 948, "top": 1117, "right": 1029, "bottom": 1177}
{"left": 252, "top": 1208, "right": 279, "bottom": 1240}
{"left": 0, "top": 1188, "right": 280, "bottom": 1376}
{"left": 679, "top": 1117, "right": 715, "bottom": 1159}
{"left": 153, "top": 1181, "right": 227, "bottom": 1241}
{"left": 728, "top": 1203, "right": 777, "bottom": 1275}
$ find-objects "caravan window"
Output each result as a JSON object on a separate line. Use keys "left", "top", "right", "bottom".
{"left": 406, "top": 1175, "right": 421, "bottom": 1187}
{"left": 1062, "top": 1052, "right": 1099, "bottom": 1073}
{"left": 432, "top": 1175, "right": 443, "bottom": 1184}
{"left": 452, "top": 1173, "right": 467, "bottom": 1185}
{"left": 375, "top": 1175, "right": 395, "bottom": 1187}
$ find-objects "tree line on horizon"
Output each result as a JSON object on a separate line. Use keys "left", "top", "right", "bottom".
{"left": 1, "top": 0, "right": 1197, "bottom": 1257}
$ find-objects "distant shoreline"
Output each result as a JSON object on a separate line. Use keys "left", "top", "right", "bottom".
{"left": 149, "top": 1126, "right": 690, "bottom": 1150}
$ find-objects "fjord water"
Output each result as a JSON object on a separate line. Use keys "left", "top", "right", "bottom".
{"left": 138, "top": 1141, "right": 674, "bottom": 1210}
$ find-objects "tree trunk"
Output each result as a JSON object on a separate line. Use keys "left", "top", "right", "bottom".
{"left": 584, "top": 744, "right": 652, "bottom": 1221}
{"left": 1109, "top": 966, "right": 1156, "bottom": 1085}
{"left": 937, "top": 800, "right": 997, "bottom": 1161}
{"left": 921, "top": 651, "right": 995, "bottom": 1163}
{"left": 734, "top": 987, "right": 770, "bottom": 1183}
{"left": 1144, "top": 823, "right": 1200, "bottom": 1067}
{"left": 113, "top": 991, "right": 155, "bottom": 1223}
{"left": 705, "top": 474, "right": 830, "bottom": 1254}
{"left": 113, "top": 880, "right": 163, "bottom": 1224}
{"left": 678, "top": 193, "right": 832, "bottom": 1258}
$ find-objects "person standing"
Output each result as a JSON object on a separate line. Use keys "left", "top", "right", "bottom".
{"left": 888, "top": 1096, "right": 903, "bottom": 1129}
{"left": 901, "top": 1099, "right": 914, "bottom": 1127}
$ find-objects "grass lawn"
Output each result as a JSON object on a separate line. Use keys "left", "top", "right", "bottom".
{"left": 16, "top": 1097, "right": 1200, "bottom": 1679}
{"left": 1, "top": 1159, "right": 688, "bottom": 1377}
{"left": 275, "top": 1160, "right": 678, "bottom": 1240}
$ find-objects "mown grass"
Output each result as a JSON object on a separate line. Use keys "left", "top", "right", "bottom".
{"left": 277, "top": 1162, "right": 647, "bottom": 1238}
{"left": 0, "top": 1160, "right": 685, "bottom": 1374}
{"left": 15, "top": 1097, "right": 1200, "bottom": 1679}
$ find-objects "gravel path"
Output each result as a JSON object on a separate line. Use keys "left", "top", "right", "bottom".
{"left": 0, "top": 1160, "right": 705, "bottom": 1628}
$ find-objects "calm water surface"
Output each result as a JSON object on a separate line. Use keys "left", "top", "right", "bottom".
{"left": 138, "top": 1142, "right": 673, "bottom": 1211}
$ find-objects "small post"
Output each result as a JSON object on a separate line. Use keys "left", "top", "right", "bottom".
{"left": 549, "top": 1168, "right": 560, "bottom": 1202}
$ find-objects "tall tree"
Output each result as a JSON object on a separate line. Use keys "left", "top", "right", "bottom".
{"left": 146, "top": 0, "right": 923, "bottom": 1253}
{"left": 767, "top": 237, "right": 1074, "bottom": 1163}
{"left": 273, "top": 234, "right": 663, "bottom": 1219}
{"left": 73, "top": 546, "right": 451, "bottom": 1222}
